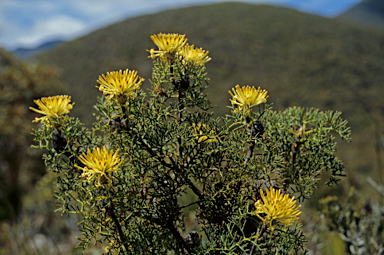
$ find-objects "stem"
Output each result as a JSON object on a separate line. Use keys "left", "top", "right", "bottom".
{"left": 121, "top": 105, "right": 129, "bottom": 130}
{"left": 107, "top": 189, "right": 129, "bottom": 254}
{"left": 166, "top": 221, "right": 191, "bottom": 254}
{"left": 136, "top": 133, "right": 204, "bottom": 197}
{"left": 170, "top": 65, "right": 184, "bottom": 163}
{"left": 243, "top": 116, "right": 255, "bottom": 170}
{"left": 179, "top": 199, "right": 203, "bottom": 210}
{"left": 115, "top": 68, "right": 204, "bottom": 253}
{"left": 285, "top": 139, "right": 302, "bottom": 193}
{"left": 169, "top": 65, "right": 207, "bottom": 200}
{"left": 119, "top": 101, "right": 205, "bottom": 200}
{"left": 249, "top": 224, "right": 267, "bottom": 255}
{"left": 243, "top": 142, "right": 255, "bottom": 171}
{"left": 138, "top": 213, "right": 191, "bottom": 254}
{"left": 177, "top": 91, "right": 184, "bottom": 163}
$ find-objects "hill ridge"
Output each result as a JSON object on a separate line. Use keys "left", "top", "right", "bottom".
{"left": 336, "top": 0, "right": 384, "bottom": 29}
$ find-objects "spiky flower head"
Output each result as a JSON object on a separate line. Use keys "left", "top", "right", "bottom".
{"left": 179, "top": 44, "right": 211, "bottom": 66}
{"left": 254, "top": 187, "right": 301, "bottom": 230}
{"left": 148, "top": 33, "right": 187, "bottom": 61}
{"left": 229, "top": 85, "right": 268, "bottom": 114}
{"left": 75, "top": 146, "right": 124, "bottom": 187}
{"left": 97, "top": 69, "right": 144, "bottom": 104}
{"left": 30, "top": 95, "right": 74, "bottom": 125}
{"left": 193, "top": 123, "right": 217, "bottom": 143}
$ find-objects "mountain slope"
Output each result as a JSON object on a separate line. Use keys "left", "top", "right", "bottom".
{"left": 34, "top": 2, "right": 384, "bottom": 184}
{"left": 336, "top": 0, "right": 384, "bottom": 29}
{"left": 13, "top": 40, "right": 65, "bottom": 59}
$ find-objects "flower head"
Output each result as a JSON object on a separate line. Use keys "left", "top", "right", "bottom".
{"left": 193, "top": 123, "right": 217, "bottom": 143}
{"left": 30, "top": 95, "right": 74, "bottom": 124}
{"left": 148, "top": 33, "right": 187, "bottom": 61}
{"left": 229, "top": 85, "right": 268, "bottom": 113}
{"left": 254, "top": 187, "right": 301, "bottom": 229}
{"left": 179, "top": 44, "right": 211, "bottom": 66}
{"left": 75, "top": 146, "right": 124, "bottom": 187}
{"left": 97, "top": 69, "right": 144, "bottom": 104}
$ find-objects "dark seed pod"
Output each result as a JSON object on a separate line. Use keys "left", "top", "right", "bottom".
{"left": 185, "top": 231, "right": 200, "bottom": 250}
{"left": 175, "top": 77, "right": 190, "bottom": 92}
{"left": 103, "top": 116, "right": 123, "bottom": 131}
{"left": 252, "top": 120, "right": 264, "bottom": 138}
{"left": 51, "top": 132, "right": 67, "bottom": 152}
{"left": 100, "top": 174, "right": 110, "bottom": 185}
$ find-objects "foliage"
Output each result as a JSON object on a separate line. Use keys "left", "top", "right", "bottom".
{"left": 31, "top": 33, "right": 351, "bottom": 254}
{"left": 319, "top": 180, "right": 384, "bottom": 255}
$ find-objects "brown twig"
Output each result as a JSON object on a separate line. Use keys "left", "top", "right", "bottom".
{"left": 107, "top": 189, "right": 129, "bottom": 254}
{"left": 249, "top": 224, "right": 267, "bottom": 255}
{"left": 179, "top": 199, "right": 203, "bottom": 210}
{"left": 243, "top": 116, "right": 255, "bottom": 171}
{"left": 166, "top": 221, "right": 191, "bottom": 254}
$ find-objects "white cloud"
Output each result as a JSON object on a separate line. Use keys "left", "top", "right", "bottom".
{"left": 13, "top": 15, "right": 86, "bottom": 48}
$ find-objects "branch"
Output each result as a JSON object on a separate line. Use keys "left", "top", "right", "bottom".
{"left": 166, "top": 221, "right": 191, "bottom": 254}
{"left": 107, "top": 189, "right": 129, "bottom": 254}
{"left": 131, "top": 210, "right": 190, "bottom": 253}
{"left": 249, "top": 224, "right": 267, "bottom": 255}
{"left": 243, "top": 141, "right": 255, "bottom": 171}
{"left": 243, "top": 117, "right": 264, "bottom": 171}
{"left": 120, "top": 105, "right": 205, "bottom": 200}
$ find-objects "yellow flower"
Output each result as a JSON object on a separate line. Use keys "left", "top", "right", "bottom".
{"left": 254, "top": 187, "right": 301, "bottom": 229}
{"left": 97, "top": 69, "right": 144, "bottom": 104}
{"left": 75, "top": 146, "right": 124, "bottom": 187}
{"left": 229, "top": 85, "right": 268, "bottom": 113}
{"left": 179, "top": 44, "right": 211, "bottom": 66}
{"left": 29, "top": 95, "right": 74, "bottom": 124}
{"left": 148, "top": 33, "right": 187, "bottom": 61}
{"left": 193, "top": 123, "right": 217, "bottom": 143}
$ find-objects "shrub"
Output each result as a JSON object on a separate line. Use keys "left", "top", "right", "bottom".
{"left": 31, "top": 33, "right": 351, "bottom": 254}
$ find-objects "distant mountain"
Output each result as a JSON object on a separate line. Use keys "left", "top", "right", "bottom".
{"left": 34, "top": 2, "right": 384, "bottom": 185}
{"left": 336, "top": 0, "right": 384, "bottom": 29}
{"left": 13, "top": 39, "right": 64, "bottom": 59}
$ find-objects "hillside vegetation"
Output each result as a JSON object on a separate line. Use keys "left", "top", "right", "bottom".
{"left": 34, "top": 2, "right": 384, "bottom": 192}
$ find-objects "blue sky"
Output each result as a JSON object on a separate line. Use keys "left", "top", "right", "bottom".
{"left": 0, "top": 0, "right": 362, "bottom": 50}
